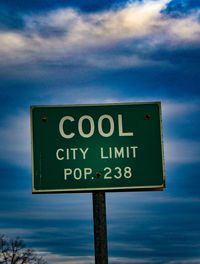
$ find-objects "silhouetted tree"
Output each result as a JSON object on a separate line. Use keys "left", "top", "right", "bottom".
{"left": 0, "top": 234, "right": 47, "bottom": 264}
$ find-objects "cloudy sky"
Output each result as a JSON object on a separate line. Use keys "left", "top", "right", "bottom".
{"left": 0, "top": 0, "right": 200, "bottom": 263}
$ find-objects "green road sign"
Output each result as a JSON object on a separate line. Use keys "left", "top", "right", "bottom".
{"left": 31, "top": 102, "right": 165, "bottom": 193}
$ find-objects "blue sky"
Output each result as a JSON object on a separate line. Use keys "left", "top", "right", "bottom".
{"left": 0, "top": 0, "right": 200, "bottom": 263}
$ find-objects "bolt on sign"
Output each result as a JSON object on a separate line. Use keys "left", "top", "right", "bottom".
{"left": 31, "top": 102, "right": 165, "bottom": 193}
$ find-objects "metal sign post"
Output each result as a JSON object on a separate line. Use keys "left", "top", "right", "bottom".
{"left": 93, "top": 191, "right": 108, "bottom": 264}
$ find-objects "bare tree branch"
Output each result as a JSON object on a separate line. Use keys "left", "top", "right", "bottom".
{"left": 0, "top": 235, "right": 47, "bottom": 264}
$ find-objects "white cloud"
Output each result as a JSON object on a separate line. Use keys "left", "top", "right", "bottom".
{"left": 166, "top": 15, "right": 200, "bottom": 41}
{"left": 85, "top": 54, "right": 164, "bottom": 69}
{"left": 36, "top": 253, "right": 94, "bottom": 264}
{"left": 164, "top": 139, "right": 200, "bottom": 164}
{"left": 162, "top": 101, "right": 200, "bottom": 120}
{"left": 0, "top": 228, "right": 31, "bottom": 237}
{"left": 28, "top": 251, "right": 200, "bottom": 264}
{"left": 0, "top": 111, "right": 31, "bottom": 169}
{"left": 0, "top": 0, "right": 200, "bottom": 68}
{"left": 34, "top": 252, "right": 160, "bottom": 264}
{"left": 109, "top": 257, "right": 159, "bottom": 264}
{"left": 168, "top": 259, "right": 200, "bottom": 264}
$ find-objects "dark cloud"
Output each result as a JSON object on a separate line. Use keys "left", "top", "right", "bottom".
{"left": 0, "top": 0, "right": 132, "bottom": 33}
{"left": 162, "top": 0, "right": 200, "bottom": 18}
{"left": 37, "top": 26, "right": 66, "bottom": 38}
{"left": 0, "top": 164, "right": 30, "bottom": 190}
{"left": 165, "top": 164, "right": 200, "bottom": 197}
{"left": 0, "top": 10, "right": 25, "bottom": 31}
{"left": 106, "top": 191, "right": 200, "bottom": 262}
{"left": 0, "top": 0, "right": 128, "bottom": 13}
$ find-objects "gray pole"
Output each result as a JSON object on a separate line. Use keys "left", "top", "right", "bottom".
{"left": 92, "top": 191, "right": 108, "bottom": 264}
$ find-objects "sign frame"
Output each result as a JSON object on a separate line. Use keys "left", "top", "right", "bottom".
{"left": 31, "top": 102, "right": 165, "bottom": 194}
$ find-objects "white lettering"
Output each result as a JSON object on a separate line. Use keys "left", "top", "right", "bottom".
{"left": 59, "top": 116, "right": 75, "bottom": 139}
{"left": 84, "top": 168, "right": 92, "bottom": 179}
{"left": 64, "top": 168, "right": 72, "bottom": 180}
{"left": 130, "top": 146, "right": 138, "bottom": 158}
{"left": 114, "top": 147, "right": 124, "bottom": 158}
{"left": 56, "top": 148, "right": 64, "bottom": 160}
{"left": 126, "top": 146, "right": 130, "bottom": 158}
{"left": 118, "top": 114, "right": 133, "bottom": 136}
{"left": 56, "top": 148, "right": 90, "bottom": 160}
{"left": 98, "top": 114, "right": 114, "bottom": 137}
{"left": 59, "top": 114, "right": 134, "bottom": 138}
{"left": 66, "top": 148, "right": 69, "bottom": 160}
{"left": 78, "top": 115, "right": 95, "bottom": 138}
{"left": 109, "top": 147, "right": 112, "bottom": 158}
{"left": 71, "top": 148, "right": 78, "bottom": 159}
{"left": 101, "top": 146, "right": 138, "bottom": 159}
{"left": 80, "top": 148, "right": 89, "bottom": 159}
{"left": 101, "top": 147, "right": 108, "bottom": 159}
{"left": 74, "top": 168, "right": 82, "bottom": 180}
